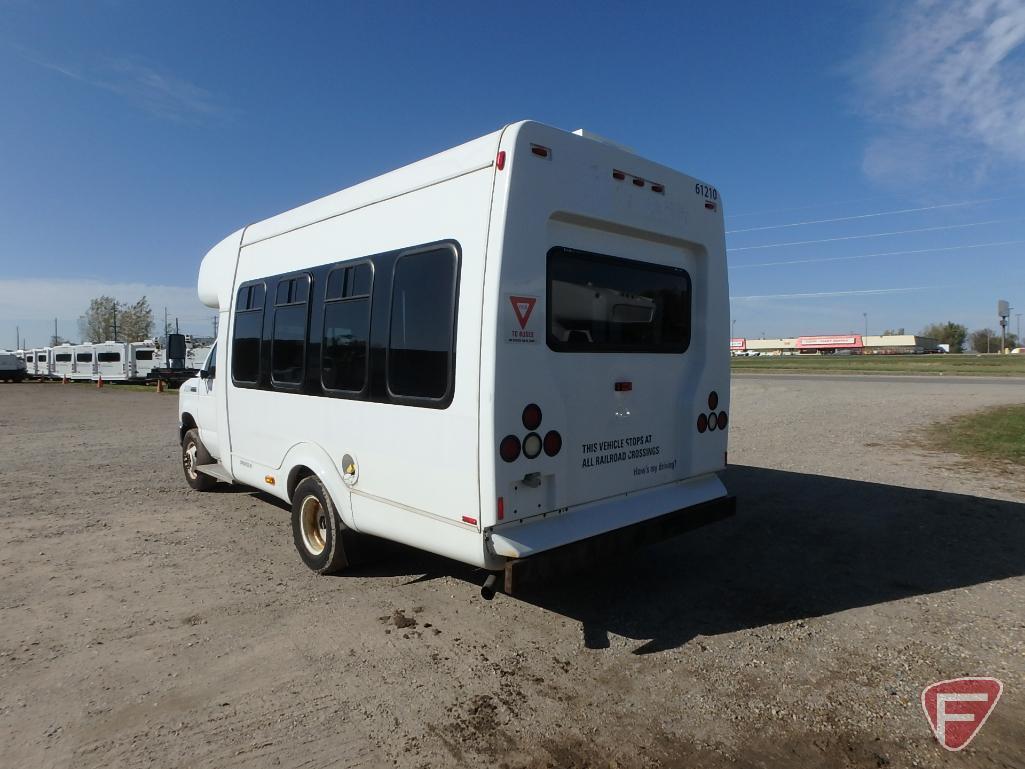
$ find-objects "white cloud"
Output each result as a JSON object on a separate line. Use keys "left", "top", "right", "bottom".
{"left": 0, "top": 278, "right": 212, "bottom": 347}
{"left": 855, "top": 0, "right": 1025, "bottom": 186}
{"left": 18, "top": 48, "right": 225, "bottom": 122}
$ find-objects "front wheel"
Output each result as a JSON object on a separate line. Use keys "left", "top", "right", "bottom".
{"left": 182, "top": 428, "right": 216, "bottom": 491}
{"left": 291, "top": 476, "right": 349, "bottom": 574}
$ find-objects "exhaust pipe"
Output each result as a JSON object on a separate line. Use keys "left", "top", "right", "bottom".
{"left": 481, "top": 572, "right": 499, "bottom": 600}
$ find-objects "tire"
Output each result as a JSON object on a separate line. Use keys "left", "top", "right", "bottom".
{"left": 291, "top": 475, "right": 349, "bottom": 575}
{"left": 182, "top": 428, "right": 216, "bottom": 491}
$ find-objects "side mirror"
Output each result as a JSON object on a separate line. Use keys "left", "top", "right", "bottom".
{"left": 199, "top": 368, "right": 211, "bottom": 380}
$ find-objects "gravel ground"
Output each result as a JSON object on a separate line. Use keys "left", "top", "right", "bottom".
{"left": 1, "top": 377, "right": 1023, "bottom": 769}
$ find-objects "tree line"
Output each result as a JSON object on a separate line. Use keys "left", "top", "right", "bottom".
{"left": 919, "top": 322, "right": 1019, "bottom": 353}
{"left": 69, "top": 296, "right": 155, "bottom": 345}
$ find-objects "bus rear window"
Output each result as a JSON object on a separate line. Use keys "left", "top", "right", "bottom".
{"left": 546, "top": 247, "right": 691, "bottom": 353}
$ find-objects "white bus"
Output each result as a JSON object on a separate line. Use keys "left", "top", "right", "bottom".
{"left": 178, "top": 121, "right": 733, "bottom": 595}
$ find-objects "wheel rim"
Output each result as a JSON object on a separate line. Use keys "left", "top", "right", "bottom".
{"left": 183, "top": 443, "right": 198, "bottom": 479}
{"left": 300, "top": 495, "right": 328, "bottom": 556}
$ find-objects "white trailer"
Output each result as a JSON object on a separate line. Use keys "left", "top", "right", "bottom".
{"left": 178, "top": 121, "right": 733, "bottom": 594}
{"left": 69, "top": 343, "right": 95, "bottom": 380}
{"left": 52, "top": 344, "right": 75, "bottom": 380}
{"left": 93, "top": 341, "right": 128, "bottom": 381}
{"left": 130, "top": 341, "right": 159, "bottom": 379}
{"left": 36, "top": 347, "right": 52, "bottom": 378}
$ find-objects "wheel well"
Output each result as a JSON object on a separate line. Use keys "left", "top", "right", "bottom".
{"left": 287, "top": 465, "right": 316, "bottom": 502}
{"left": 179, "top": 413, "right": 197, "bottom": 444}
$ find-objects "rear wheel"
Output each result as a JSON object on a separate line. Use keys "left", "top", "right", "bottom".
{"left": 291, "top": 476, "right": 348, "bottom": 575}
{"left": 182, "top": 428, "right": 216, "bottom": 491}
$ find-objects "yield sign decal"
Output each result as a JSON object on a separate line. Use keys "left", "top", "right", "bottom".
{"left": 922, "top": 678, "right": 1003, "bottom": 751}
{"left": 510, "top": 296, "right": 537, "bottom": 330}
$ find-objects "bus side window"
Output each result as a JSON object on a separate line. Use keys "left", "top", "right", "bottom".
{"left": 322, "top": 263, "right": 372, "bottom": 393}
{"left": 232, "top": 283, "right": 265, "bottom": 385}
{"left": 271, "top": 274, "right": 311, "bottom": 387}
{"left": 387, "top": 247, "right": 458, "bottom": 401}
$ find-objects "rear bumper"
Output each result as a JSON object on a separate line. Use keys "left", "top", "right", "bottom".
{"left": 490, "top": 484, "right": 735, "bottom": 595}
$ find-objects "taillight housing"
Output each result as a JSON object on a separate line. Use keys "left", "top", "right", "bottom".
{"left": 717, "top": 411, "right": 728, "bottom": 430}
{"left": 543, "top": 430, "right": 562, "bottom": 457}
{"left": 697, "top": 413, "right": 708, "bottom": 433}
{"left": 707, "top": 412, "right": 718, "bottom": 431}
{"left": 708, "top": 391, "right": 719, "bottom": 410}
{"left": 523, "top": 432, "right": 542, "bottom": 459}
{"left": 522, "top": 403, "right": 542, "bottom": 431}
{"left": 499, "top": 435, "right": 521, "bottom": 463}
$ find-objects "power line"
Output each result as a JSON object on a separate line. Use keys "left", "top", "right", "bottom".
{"left": 728, "top": 218, "right": 1020, "bottom": 252}
{"left": 726, "top": 197, "right": 1000, "bottom": 234}
{"left": 729, "top": 239, "right": 1025, "bottom": 269}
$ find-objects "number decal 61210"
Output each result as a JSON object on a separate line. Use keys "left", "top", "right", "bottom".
{"left": 694, "top": 183, "right": 719, "bottom": 201}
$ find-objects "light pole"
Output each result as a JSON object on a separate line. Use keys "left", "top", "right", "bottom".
{"left": 863, "top": 312, "right": 868, "bottom": 337}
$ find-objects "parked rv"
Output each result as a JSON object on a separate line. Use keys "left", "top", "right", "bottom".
{"left": 0, "top": 351, "right": 27, "bottom": 382}
{"left": 178, "top": 121, "right": 733, "bottom": 594}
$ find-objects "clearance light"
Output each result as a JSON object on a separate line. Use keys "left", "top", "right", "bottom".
{"left": 614, "top": 381, "right": 632, "bottom": 392}
{"left": 705, "top": 201, "right": 717, "bottom": 211}
{"left": 530, "top": 144, "right": 551, "bottom": 158}
{"left": 497, "top": 496, "right": 504, "bottom": 521}
{"left": 717, "top": 411, "right": 728, "bottom": 430}
{"left": 697, "top": 413, "right": 708, "bottom": 433}
{"left": 708, "top": 391, "right": 719, "bottom": 410}
{"left": 650, "top": 184, "right": 665, "bottom": 194}
{"left": 522, "top": 403, "right": 542, "bottom": 430}
{"left": 707, "top": 412, "right": 718, "bottom": 431}
{"left": 523, "top": 432, "right": 542, "bottom": 459}
{"left": 500, "top": 435, "right": 521, "bottom": 463}
{"left": 496, "top": 150, "right": 506, "bottom": 171}
{"left": 612, "top": 169, "right": 626, "bottom": 180}
{"left": 462, "top": 516, "right": 478, "bottom": 526}
{"left": 543, "top": 430, "right": 562, "bottom": 457}
{"left": 632, "top": 177, "right": 644, "bottom": 187}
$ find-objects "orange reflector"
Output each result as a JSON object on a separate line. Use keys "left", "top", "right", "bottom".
{"left": 462, "top": 516, "right": 478, "bottom": 526}
{"left": 497, "top": 497, "right": 504, "bottom": 521}
{"left": 264, "top": 475, "right": 275, "bottom": 485}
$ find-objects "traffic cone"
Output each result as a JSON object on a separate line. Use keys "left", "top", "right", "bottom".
{"left": 96, "top": 375, "right": 104, "bottom": 389}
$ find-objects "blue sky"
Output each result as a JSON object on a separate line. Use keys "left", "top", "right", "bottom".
{"left": 1, "top": 0, "right": 1023, "bottom": 348}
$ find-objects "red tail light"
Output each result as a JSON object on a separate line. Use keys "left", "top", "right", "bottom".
{"left": 708, "top": 391, "right": 719, "bottom": 410}
{"left": 522, "top": 403, "right": 542, "bottom": 430}
{"left": 499, "top": 435, "right": 521, "bottom": 462}
{"left": 717, "top": 411, "right": 728, "bottom": 430}
{"left": 697, "top": 413, "right": 708, "bottom": 433}
{"left": 543, "top": 430, "right": 562, "bottom": 456}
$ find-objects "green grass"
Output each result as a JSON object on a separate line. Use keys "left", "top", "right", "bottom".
{"left": 925, "top": 404, "right": 1025, "bottom": 467}
{"left": 731, "top": 354, "right": 1025, "bottom": 376}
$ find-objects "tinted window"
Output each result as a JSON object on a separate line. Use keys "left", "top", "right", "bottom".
{"left": 272, "top": 275, "right": 310, "bottom": 386}
{"left": 388, "top": 248, "right": 457, "bottom": 399}
{"left": 232, "top": 283, "right": 265, "bottom": 384}
{"left": 547, "top": 247, "right": 691, "bottom": 353}
{"left": 97, "top": 352, "right": 121, "bottom": 362}
{"left": 56, "top": 353, "right": 71, "bottom": 362}
{"left": 323, "top": 305, "right": 369, "bottom": 393}
{"left": 26, "top": 355, "right": 33, "bottom": 362}
{"left": 76, "top": 353, "right": 93, "bottom": 362}
{"left": 135, "top": 350, "right": 154, "bottom": 361}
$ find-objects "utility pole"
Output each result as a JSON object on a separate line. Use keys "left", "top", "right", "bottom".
{"left": 731, "top": 318, "right": 736, "bottom": 338}
{"left": 164, "top": 307, "right": 168, "bottom": 348}
{"left": 16, "top": 326, "right": 20, "bottom": 350}
{"left": 1017, "top": 313, "right": 1022, "bottom": 344}
{"left": 863, "top": 312, "right": 868, "bottom": 337}
{"left": 54, "top": 318, "right": 58, "bottom": 346}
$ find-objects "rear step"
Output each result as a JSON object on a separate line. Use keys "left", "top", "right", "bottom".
{"left": 196, "top": 463, "right": 233, "bottom": 483}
